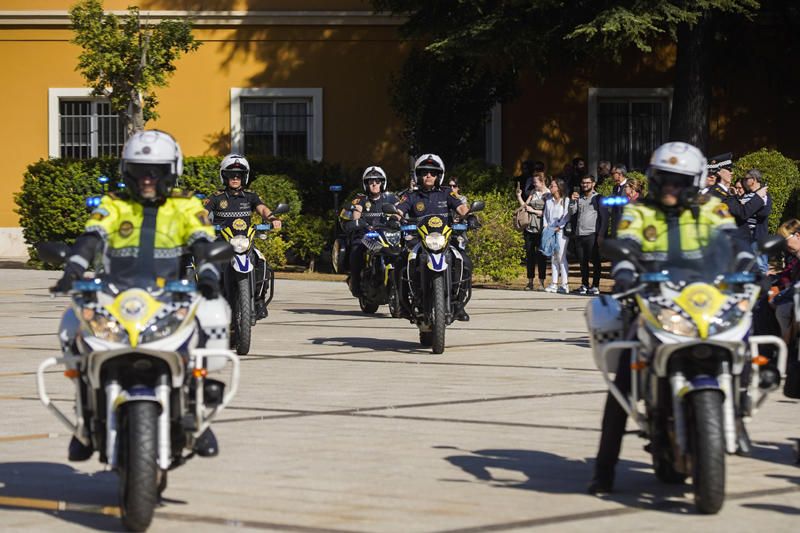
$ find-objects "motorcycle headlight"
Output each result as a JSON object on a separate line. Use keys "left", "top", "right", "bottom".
{"left": 229, "top": 235, "right": 250, "bottom": 254}
{"left": 424, "top": 232, "right": 446, "bottom": 251}
{"left": 707, "top": 300, "right": 750, "bottom": 336}
{"left": 140, "top": 307, "right": 190, "bottom": 344}
{"left": 654, "top": 307, "right": 698, "bottom": 337}
{"left": 85, "top": 313, "right": 129, "bottom": 343}
{"left": 384, "top": 231, "right": 401, "bottom": 247}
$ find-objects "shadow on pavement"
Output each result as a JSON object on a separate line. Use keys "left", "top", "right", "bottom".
{"left": 0, "top": 461, "right": 122, "bottom": 530}
{"left": 310, "top": 336, "right": 429, "bottom": 353}
{"left": 288, "top": 308, "right": 389, "bottom": 318}
{"left": 438, "top": 447, "right": 698, "bottom": 514}
{"left": 740, "top": 502, "right": 800, "bottom": 515}
{"left": 749, "top": 439, "right": 800, "bottom": 467}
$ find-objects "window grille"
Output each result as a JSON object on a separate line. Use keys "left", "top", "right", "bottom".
{"left": 59, "top": 100, "right": 123, "bottom": 159}
{"left": 242, "top": 99, "right": 311, "bottom": 159}
{"left": 597, "top": 100, "right": 668, "bottom": 171}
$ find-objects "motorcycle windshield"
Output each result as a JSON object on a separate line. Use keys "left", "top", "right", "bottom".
{"left": 637, "top": 224, "right": 739, "bottom": 284}
{"left": 96, "top": 228, "right": 197, "bottom": 292}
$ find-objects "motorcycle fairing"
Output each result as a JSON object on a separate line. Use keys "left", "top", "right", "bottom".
{"left": 427, "top": 252, "right": 447, "bottom": 271}
{"left": 232, "top": 253, "right": 253, "bottom": 273}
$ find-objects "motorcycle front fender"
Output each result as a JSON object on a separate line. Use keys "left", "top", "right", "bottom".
{"left": 231, "top": 253, "right": 254, "bottom": 273}
{"left": 426, "top": 252, "right": 448, "bottom": 271}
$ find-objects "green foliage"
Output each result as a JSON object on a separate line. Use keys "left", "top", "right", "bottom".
{"left": 595, "top": 170, "right": 648, "bottom": 198}
{"left": 468, "top": 191, "right": 524, "bottom": 283}
{"left": 248, "top": 174, "right": 303, "bottom": 218}
{"left": 733, "top": 149, "right": 800, "bottom": 233}
{"left": 69, "top": 0, "right": 200, "bottom": 132}
{"left": 14, "top": 158, "right": 117, "bottom": 267}
{"left": 451, "top": 159, "right": 509, "bottom": 195}
{"left": 181, "top": 156, "right": 220, "bottom": 197}
{"left": 285, "top": 216, "right": 329, "bottom": 270}
{"left": 254, "top": 233, "right": 290, "bottom": 270}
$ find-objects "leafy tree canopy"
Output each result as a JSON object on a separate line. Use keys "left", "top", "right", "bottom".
{"left": 69, "top": 0, "right": 200, "bottom": 135}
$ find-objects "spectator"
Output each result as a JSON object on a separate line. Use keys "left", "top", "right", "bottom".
{"left": 568, "top": 175, "right": 607, "bottom": 295}
{"left": 448, "top": 177, "right": 468, "bottom": 221}
{"left": 733, "top": 180, "right": 745, "bottom": 197}
{"left": 569, "top": 157, "right": 587, "bottom": 191}
{"left": 699, "top": 172, "right": 717, "bottom": 195}
{"left": 516, "top": 173, "right": 549, "bottom": 291}
{"left": 543, "top": 178, "right": 572, "bottom": 294}
{"left": 623, "top": 178, "right": 642, "bottom": 203}
{"left": 608, "top": 164, "right": 628, "bottom": 237}
{"left": 708, "top": 166, "right": 734, "bottom": 200}
{"left": 596, "top": 160, "right": 612, "bottom": 188}
{"left": 517, "top": 160, "right": 536, "bottom": 200}
{"left": 771, "top": 219, "right": 800, "bottom": 342}
{"left": 736, "top": 169, "right": 772, "bottom": 273}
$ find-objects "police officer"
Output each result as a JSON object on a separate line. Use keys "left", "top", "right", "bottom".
{"left": 53, "top": 130, "right": 224, "bottom": 460}
{"left": 588, "top": 141, "right": 747, "bottom": 494}
{"left": 395, "top": 154, "right": 472, "bottom": 321}
{"left": 204, "top": 154, "right": 282, "bottom": 319}
{"left": 340, "top": 165, "right": 396, "bottom": 297}
{"left": 706, "top": 152, "right": 734, "bottom": 200}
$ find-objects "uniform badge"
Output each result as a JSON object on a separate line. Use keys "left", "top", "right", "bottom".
{"left": 219, "top": 199, "right": 228, "bottom": 209}
{"left": 232, "top": 218, "right": 248, "bottom": 231}
{"left": 91, "top": 213, "right": 104, "bottom": 221}
{"left": 643, "top": 225, "right": 658, "bottom": 242}
{"left": 713, "top": 203, "right": 730, "bottom": 218}
{"left": 352, "top": 197, "right": 361, "bottom": 205}
{"left": 119, "top": 221, "right": 134, "bottom": 237}
{"left": 365, "top": 201, "right": 371, "bottom": 211}
{"left": 415, "top": 201, "right": 425, "bottom": 213}
{"left": 196, "top": 211, "right": 211, "bottom": 225}
{"left": 618, "top": 219, "right": 631, "bottom": 231}
{"left": 428, "top": 216, "right": 443, "bottom": 228}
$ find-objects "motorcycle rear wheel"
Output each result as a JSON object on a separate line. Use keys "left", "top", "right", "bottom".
{"left": 689, "top": 390, "right": 726, "bottom": 514}
{"left": 233, "top": 277, "right": 252, "bottom": 356}
{"left": 119, "top": 401, "right": 159, "bottom": 532}
{"left": 431, "top": 274, "right": 446, "bottom": 354}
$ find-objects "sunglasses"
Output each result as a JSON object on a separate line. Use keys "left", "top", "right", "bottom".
{"left": 125, "top": 163, "right": 170, "bottom": 180}
{"left": 415, "top": 168, "right": 442, "bottom": 178}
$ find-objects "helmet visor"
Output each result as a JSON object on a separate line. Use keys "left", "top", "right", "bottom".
{"left": 221, "top": 169, "right": 248, "bottom": 181}
{"left": 125, "top": 163, "right": 171, "bottom": 181}
{"left": 654, "top": 170, "right": 694, "bottom": 188}
{"left": 415, "top": 167, "right": 442, "bottom": 179}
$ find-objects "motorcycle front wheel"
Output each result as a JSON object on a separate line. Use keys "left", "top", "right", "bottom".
{"left": 430, "top": 274, "right": 446, "bottom": 354}
{"left": 232, "top": 276, "right": 252, "bottom": 356}
{"left": 689, "top": 390, "right": 726, "bottom": 514}
{"left": 119, "top": 401, "right": 159, "bottom": 532}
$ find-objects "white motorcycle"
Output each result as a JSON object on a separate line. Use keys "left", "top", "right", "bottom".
{"left": 587, "top": 235, "right": 786, "bottom": 514}
{"left": 36, "top": 238, "right": 238, "bottom": 532}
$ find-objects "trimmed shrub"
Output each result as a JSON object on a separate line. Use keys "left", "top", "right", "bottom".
{"left": 733, "top": 149, "right": 800, "bottom": 233}
{"left": 451, "top": 159, "right": 509, "bottom": 194}
{"left": 181, "top": 156, "right": 220, "bottom": 197}
{"left": 469, "top": 191, "right": 525, "bottom": 282}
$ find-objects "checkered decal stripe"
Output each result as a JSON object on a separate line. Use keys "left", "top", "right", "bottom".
{"left": 204, "top": 327, "right": 227, "bottom": 340}
{"left": 215, "top": 210, "right": 252, "bottom": 218}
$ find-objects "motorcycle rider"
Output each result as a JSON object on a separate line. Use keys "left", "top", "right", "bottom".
{"left": 395, "top": 154, "right": 472, "bottom": 321}
{"left": 340, "top": 165, "right": 396, "bottom": 297}
{"left": 588, "top": 141, "right": 752, "bottom": 494}
{"left": 203, "top": 154, "right": 283, "bottom": 320}
{"left": 53, "top": 130, "right": 224, "bottom": 461}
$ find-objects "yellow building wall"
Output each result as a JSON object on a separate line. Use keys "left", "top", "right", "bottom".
{"left": 0, "top": 11, "right": 411, "bottom": 229}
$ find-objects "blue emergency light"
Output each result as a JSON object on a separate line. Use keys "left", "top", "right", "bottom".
{"left": 85, "top": 195, "right": 102, "bottom": 208}
{"left": 329, "top": 185, "right": 343, "bottom": 192}
{"left": 601, "top": 196, "right": 629, "bottom": 207}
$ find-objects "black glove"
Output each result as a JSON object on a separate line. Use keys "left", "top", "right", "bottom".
{"left": 612, "top": 269, "right": 636, "bottom": 293}
{"left": 51, "top": 263, "right": 83, "bottom": 293}
{"left": 197, "top": 271, "right": 220, "bottom": 299}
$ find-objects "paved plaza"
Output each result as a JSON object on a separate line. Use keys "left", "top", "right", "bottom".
{"left": 0, "top": 270, "right": 797, "bottom": 532}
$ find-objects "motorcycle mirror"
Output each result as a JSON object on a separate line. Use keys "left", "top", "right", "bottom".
{"left": 272, "top": 203, "right": 290, "bottom": 215}
{"left": 758, "top": 234, "right": 785, "bottom": 256}
{"left": 600, "top": 239, "right": 644, "bottom": 271}
{"left": 194, "top": 241, "right": 234, "bottom": 264}
{"left": 468, "top": 200, "right": 485, "bottom": 213}
{"left": 36, "top": 242, "right": 69, "bottom": 266}
{"left": 382, "top": 203, "right": 400, "bottom": 215}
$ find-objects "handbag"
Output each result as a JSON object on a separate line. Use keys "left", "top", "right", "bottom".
{"left": 513, "top": 206, "right": 532, "bottom": 232}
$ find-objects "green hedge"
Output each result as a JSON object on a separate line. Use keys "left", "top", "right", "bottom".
{"left": 595, "top": 170, "right": 648, "bottom": 198}
{"left": 733, "top": 149, "right": 800, "bottom": 233}
{"left": 469, "top": 191, "right": 524, "bottom": 282}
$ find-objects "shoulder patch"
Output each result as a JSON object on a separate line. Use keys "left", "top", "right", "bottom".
{"left": 196, "top": 211, "right": 211, "bottom": 225}
{"left": 618, "top": 219, "right": 631, "bottom": 230}
{"left": 450, "top": 191, "right": 459, "bottom": 198}
{"left": 713, "top": 202, "right": 730, "bottom": 218}
{"left": 352, "top": 197, "right": 362, "bottom": 205}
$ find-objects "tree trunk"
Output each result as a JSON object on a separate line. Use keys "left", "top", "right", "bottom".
{"left": 668, "top": 15, "right": 712, "bottom": 151}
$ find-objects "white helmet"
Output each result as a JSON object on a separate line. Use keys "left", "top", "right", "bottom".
{"left": 120, "top": 130, "right": 182, "bottom": 202}
{"left": 220, "top": 153, "right": 250, "bottom": 188}
{"left": 414, "top": 153, "right": 446, "bottom": 186}
{"left": 362, "top": 165, "right": 387, "bottom": 193}
{"left": 646, "top": 142, "right": 707, "bottom": 200}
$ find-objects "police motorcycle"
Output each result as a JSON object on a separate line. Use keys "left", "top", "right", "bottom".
{"left": 35, "top": 234, "right": 238, "bottom": 532}
{"left": 586, "top": 234, "right": 787, "bottom": 514}
{"left": 355, "top": 222, "right": 404, "bottom": 314}
{"left": 383, "top": 201, "right": 484, "bottom": 354}
{"left": 216, "top": 203, "right": 290, "bottom": 355}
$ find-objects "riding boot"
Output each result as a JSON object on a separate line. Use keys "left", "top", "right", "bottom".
{"left": 68, "top": 435, "right": 94, "bottom": 461}
{"left": 255, "top": 300, "right": 268, "bottom": 320}
{"left": 735, "top": 418, "right": 752, "bottom": 457}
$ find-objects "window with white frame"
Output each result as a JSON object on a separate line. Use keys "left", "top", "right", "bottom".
{"left": 588, "top": 88, "right": 672, "bottom": 174}
{"left": 49, "top": 89, "right": 124, "bottom": 159}
{"left": 231, "top": 88, "right": 323, "bottom": 161}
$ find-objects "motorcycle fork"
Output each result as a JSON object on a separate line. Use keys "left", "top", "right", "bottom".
{"left": 155, "top": 373, "right": 171, "bottom": 470}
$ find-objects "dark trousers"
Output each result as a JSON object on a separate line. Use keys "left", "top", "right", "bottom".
{"left": 575, "top": 233, "right": 601, "bottom": 288}
{"left": 523, "top": 231, "right": 547, "bottom": 281}
{"left": 595, "top": 353, "right": 631, "bottom": 479}
{"left": 348, "top": 242, "right": 367, "bottom": 294}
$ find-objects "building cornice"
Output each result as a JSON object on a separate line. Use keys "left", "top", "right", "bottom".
{"left": 0, "top": 10, "right": 404, "bottom": 27}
